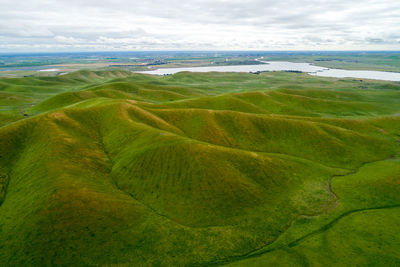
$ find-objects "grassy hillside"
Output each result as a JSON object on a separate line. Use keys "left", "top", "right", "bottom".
{"left": 0, "top": 70, "right": 399, "bottom": 266}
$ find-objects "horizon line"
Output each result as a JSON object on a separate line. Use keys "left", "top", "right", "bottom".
{"left": 1, "top": 50, "right": 400, "bottom": 55}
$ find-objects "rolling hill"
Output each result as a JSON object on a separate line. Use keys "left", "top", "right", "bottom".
{"left": 0, "top": 70, "right": 399, "bottom": 266}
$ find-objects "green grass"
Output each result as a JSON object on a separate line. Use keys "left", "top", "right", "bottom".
{"left": 0, "top": 70, "right": 399, "bottom": 266}
{"left": 225, "top": 157, "right": 400, "bottom": 267}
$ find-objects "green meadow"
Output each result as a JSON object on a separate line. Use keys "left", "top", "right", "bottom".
{"left": 0, "top": 70, "right": 399, "bottom": 266}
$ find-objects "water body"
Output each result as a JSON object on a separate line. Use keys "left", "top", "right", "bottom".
{"left": 38, "top": 68, "right": 61, "bottom": 72}
{"left": 138, "top": 61, "right": 400, "bottom": 82}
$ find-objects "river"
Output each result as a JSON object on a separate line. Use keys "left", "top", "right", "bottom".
{"left": 137, "top": 61, "right": 400, "bottom": 82}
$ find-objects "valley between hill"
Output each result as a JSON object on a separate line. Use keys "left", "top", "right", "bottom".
{"left": 0, "top": 70, "right": 399, "bottom": 266}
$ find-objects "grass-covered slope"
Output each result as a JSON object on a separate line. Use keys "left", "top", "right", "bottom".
{"left": 0, "top": 70, "right": 399, "bottom": 266}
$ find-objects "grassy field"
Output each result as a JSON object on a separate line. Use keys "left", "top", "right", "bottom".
{"left": 0, "top": 70, "right": 399, "bottom": 266}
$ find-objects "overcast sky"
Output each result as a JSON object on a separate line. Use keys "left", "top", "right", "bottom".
{"left": 0, "top": 0, "right": 399, "bottom": 52}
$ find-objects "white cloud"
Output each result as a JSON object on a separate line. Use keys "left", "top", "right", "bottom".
{"left": 0, "top": 0, "right": 399, "bottom": 51}
{"left": 55, "top": 35, "right": 83, "bottom": 44}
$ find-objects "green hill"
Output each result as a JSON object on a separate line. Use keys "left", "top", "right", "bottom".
{"left": 0, "top": 70, "right": 399, "bottom": 266}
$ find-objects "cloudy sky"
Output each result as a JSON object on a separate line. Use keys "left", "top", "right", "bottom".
{"left": 0, "top": 0, "right": 399, "bottom": 51}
